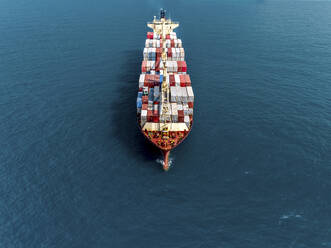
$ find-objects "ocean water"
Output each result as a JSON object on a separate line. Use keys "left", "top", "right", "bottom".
{"left": 0, "top": 0, "right": 331, "bottom": 247}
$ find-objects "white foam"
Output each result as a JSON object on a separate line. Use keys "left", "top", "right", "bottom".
{"left": 156, "top": 156, "right": 174, "bottom": 168}
{"left": 280, "top": 213, "right": 303, "bottom": 220}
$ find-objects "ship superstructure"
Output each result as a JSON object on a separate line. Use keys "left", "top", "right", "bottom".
{"left": 137, "top": 9, "right": 194, "bottom": 170}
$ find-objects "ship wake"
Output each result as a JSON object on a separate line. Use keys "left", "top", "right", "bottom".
{"left": 156, "top": 156, "right": 174, "bottom": 169}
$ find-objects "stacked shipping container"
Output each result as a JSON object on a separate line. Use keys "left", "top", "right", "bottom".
{"left": 137, "top": 31, "right": 194, "bottom": 129}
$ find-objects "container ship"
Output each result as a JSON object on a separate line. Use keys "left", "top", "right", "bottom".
{"left": 136, "top": 9, "right": 194, "bottom": 171}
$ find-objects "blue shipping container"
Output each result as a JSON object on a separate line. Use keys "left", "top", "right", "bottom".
{"left": 137, "top": 98, "right": 142, "bottom": 108}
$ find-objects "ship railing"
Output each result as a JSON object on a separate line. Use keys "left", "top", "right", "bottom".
{"left": 147, "top": 21, "right": 179, "bottom": 25}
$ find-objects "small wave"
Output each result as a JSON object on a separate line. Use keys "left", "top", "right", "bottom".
{"left": 280, "top": 213, "right": 302, "bottom": 220}
{"left": 279, "top": 213, "right": 303, "bottom": 224}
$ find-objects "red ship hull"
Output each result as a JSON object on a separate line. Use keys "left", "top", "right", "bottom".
{"left": 139, "top": 119, "right": 193, "bottom": 170}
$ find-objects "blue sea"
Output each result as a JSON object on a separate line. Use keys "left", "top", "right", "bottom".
{"left": 0, "top": 0, "right": 330, "bottom": 247}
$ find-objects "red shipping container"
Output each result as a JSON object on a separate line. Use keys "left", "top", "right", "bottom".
{"left": 155, "top": 59, "right": 160, "bottom": 71}
{"left": 182, "top": 61, "right": 187, "bottom": 72}
{"left": 166, "top": 34, "right": 170, "bottom": 39}
{"left": 154, "top": 101, "right": 159, "bottom": 105}
{"left": 142, "top": 104, "right": 148, "bottom": 110}
{"left": 153, "top": 116, "right": 159, "bottom": 123}
{"left": 171, "top": 40, "right": 175, "bottom": 47}
{"left": 139, "top": 87, "right": 143, "bottom": 92}
{"left": 141, "top": 61, "right": 147, "bottom": 73}
{"left": 156, "top": 48, "right": 162, "bottom": 54}
{"left": 145, "top": 74, "right": 154, "bottom": 87}
{"left": 144, "top": 82, "right": 154, "bottom": 87}
{"left": 169, "top": 75, "right": 175, "bottom": 84}
{"left": 147, "top": 110, "right": 153, "bottom": 122}
{"left": 177, "top": 61, "right": 182, "bottom": 72}
{"left": 180, "top": 74, "right": 186, "bottom": 86}
{"left": 170, "top": 82, "right": 176, "bottom": 86}
{"left": 142, "top": 96, "right": 148, "bottom": 104}
{"left": 177, "top": 61, "right": 187, "bottom": 72}
{"left": 188, "top": 102, "right": 194, "bottom": 108}
{"left": 145, "top": 74, "right": 152, "bottom": 82}
{"left": 185, "top": 74, "right": 191, "bottom": 85}
{"left": 168, "top": 48, "right": 172, "bottom": 58}
{"left": 147, "top": 32, "right": 153, "bottom": 39}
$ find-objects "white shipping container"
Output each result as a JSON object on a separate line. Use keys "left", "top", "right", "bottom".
{"left": 165, "top": 61, "right": 169, "bottom": 70}
{"left": 139, "top": 74, "right": 145, "bottom": 88}
{"left": 141, "top": 110, "right": 147, "bottom": 119}
{"left": 178, "top": 39, "right": 182, "bottom": 48}
{"left": 171, "top": 61, "right": 175, "bottom": 72}
{"left": 167, "top": 61, "right": 174, "bottom": 72}
{"left": 184, "top": 115, "right": 190, "bottom": 127}
{"left": 174, "top": 75, "right": 180, "bottom": 84}
{"left": 171, "top": 115, "right": 178, "bottom": 123}
{"left": 171, "top": 103, "right": 178, "bottom": 117}
{"left": 173, "top": 61, "right": 178, "bottom": 72}
{"left": 170, "top": 87, "right": 177, "bottom": 102}
{"left": 181, "top": 87, "right": 188, "bottom": 102}
{"left": 176, "top": 86, "right": 182, "bottom": 103}
{"left": 170, "top": 32, "right": 176, "bottom": 40}
{"left": 139, "top": 74, "right": 145, "bottom": 83}
{"left": 186, "top": 86, "right": 194, "bottom": 102}
{"left": 150, "top": 61, "right": 155, "bottom": 70}
{"left": 177, "top": 103, "right": 183, "bottom": 111}
{"left": 165, "top": 75, "right": 169, "bottom": 84}
{"left": 166, "top": 40, "right": 171, "bottom": 48}
{"left": 171, "top": 48, "right": 175, "bottom": 60}
{"left": 179, "top": 48, "right": 185, "bottom": 60}
{"left": 183, "top": 103, "right": 189, "bottom": 115}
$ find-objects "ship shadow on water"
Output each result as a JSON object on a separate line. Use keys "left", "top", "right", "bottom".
{"left": 111, "top": 49, "right": 161, "bottom": 168}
